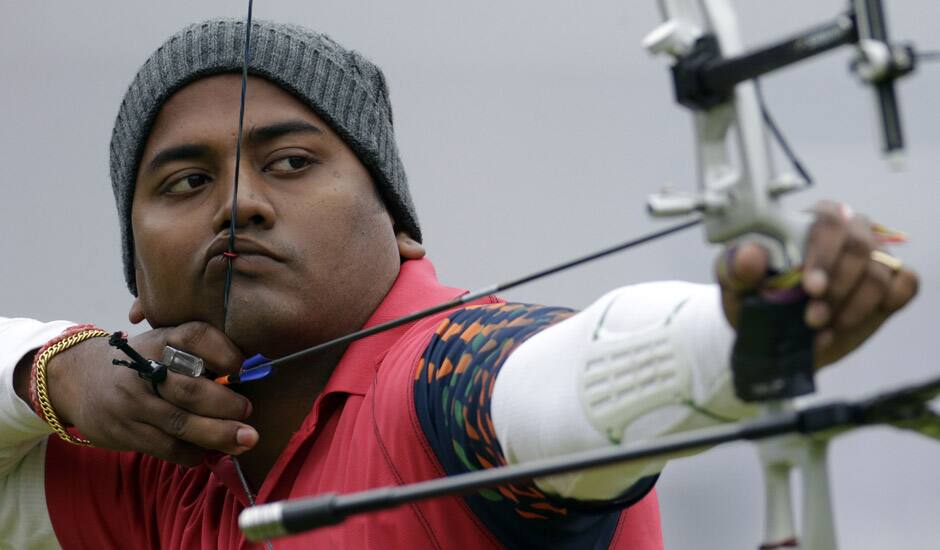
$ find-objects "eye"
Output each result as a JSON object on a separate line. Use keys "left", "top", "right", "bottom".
{"left": 265, "top": 155, "right": 316, "bottom": 174}
{"left": 165, "top": 173, "right": 211, "bottom": 194}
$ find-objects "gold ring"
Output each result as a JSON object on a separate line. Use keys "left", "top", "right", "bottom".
{"left": 870, "top": 250, "right": 903, "bottom": 273}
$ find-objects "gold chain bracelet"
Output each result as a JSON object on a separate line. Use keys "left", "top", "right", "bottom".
{"left": 34, "top": 329, "right": 110, "bottom": 447}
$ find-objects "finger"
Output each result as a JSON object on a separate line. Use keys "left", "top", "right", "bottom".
{"left": 716, "top": 243, "right": 769, "bottom": 329}
{"left": 805, "top": 299, "right": 831, "bottom": 329}
{"left": 827, "top": 253, "right": 868, "bottom": 307}
{"left": 833, "top": 259, "right": 893, "bottom": 332}
{"left": 802, "top": 201, "right": 848, "bottom": 297}
{"left": 118, "top": 422, "right": 205, "bottom": 466}
{"left": 164, "top": 322, "right": 244, "bottom": 376}
{"left": 815, "top": 313, "right": 888, "bottom": 368}
{"left": 814, "top": 328, "right": 835, "bottom": 364}
{"left": 715, "top": 243, "right": 768, "bottom": 292}
{"left": 157, "top": 370, "right": 252, "bottom": 420}
{"left": 882, "top": 267, "right": 919, "bottom": 313}
{"left": 142, "top": 395, "right": 258, "bottom": 455}
{"left": 827, "top": 214, "right": 877, "bottom": 305}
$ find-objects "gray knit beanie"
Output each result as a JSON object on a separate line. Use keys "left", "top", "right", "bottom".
{"left": 110, "top": 18, "right": 421, "bottom": 295}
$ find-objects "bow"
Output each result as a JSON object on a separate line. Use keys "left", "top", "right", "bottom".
{"left": 211, "top": 1, "right": 937, "bottom": 548}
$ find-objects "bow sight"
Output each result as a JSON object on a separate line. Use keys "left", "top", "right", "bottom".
{"left": 648, "top": 0, "right": 915, "bottom": 153}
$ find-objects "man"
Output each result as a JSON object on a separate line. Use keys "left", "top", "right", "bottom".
{"left": 0, "top": 18, "right": 917, "bottom": 549}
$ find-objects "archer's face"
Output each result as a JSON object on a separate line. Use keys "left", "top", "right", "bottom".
{"left": 132, "top": 74, "right": 402, "bottom": 357}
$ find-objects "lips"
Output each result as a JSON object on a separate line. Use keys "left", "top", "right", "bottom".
{"left": 204, "top": 236, "right": 284, "bottom": 276}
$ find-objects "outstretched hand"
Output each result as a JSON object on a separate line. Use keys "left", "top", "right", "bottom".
{"left": 717, "top": 200, "right": 918, "bottom": 369}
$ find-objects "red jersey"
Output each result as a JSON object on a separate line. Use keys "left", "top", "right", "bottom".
{"left": 44, "top": 259, "right": 662, "bottom": 549}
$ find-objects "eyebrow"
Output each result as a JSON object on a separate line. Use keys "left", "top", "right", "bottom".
{"left": 247, "top": 120, "right": 323, "bottom": 144}
{"left": 145, "top": 143, "right": 212, "bottom": 173}
{"left": 143, "top": 120, "right": 323, "bottom": 174}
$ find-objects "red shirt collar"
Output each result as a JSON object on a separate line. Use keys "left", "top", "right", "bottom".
{"left": 319, "top": 258, "right": 466, "bottom": 397}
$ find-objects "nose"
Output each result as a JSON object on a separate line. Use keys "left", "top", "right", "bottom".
{"left": 212, "top": 167, "right": 276, "bottom": 235}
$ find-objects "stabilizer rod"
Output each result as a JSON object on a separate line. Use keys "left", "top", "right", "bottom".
{"left": 238, "top": 374, "right": 940, "bottom": 541}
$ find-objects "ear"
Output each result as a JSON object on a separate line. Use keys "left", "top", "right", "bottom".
{"left": 396, "top": 231, "right": 426, "bottom": 260}
{"left": 128, "top": 298, "right": 146, "bottom": 325}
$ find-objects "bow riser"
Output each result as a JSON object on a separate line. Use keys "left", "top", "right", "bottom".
{"left": 648, "top": 2, "right": 821, "bottom": 548}
{"left": 648, "top": 0, "right": 810, "bottom": 270}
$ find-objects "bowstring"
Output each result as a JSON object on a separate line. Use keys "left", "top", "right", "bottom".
{"left": 222, "top": 0, "right": 255, "bottom": 329}
{"left": 225, "top": 3, "right": 274, "bottom": 550}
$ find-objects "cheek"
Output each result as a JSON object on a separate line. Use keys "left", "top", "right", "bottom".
{"left": 311, "top": 183, "right": 391, "bottom": 251}
{"left": 134, "top": 209, "right": 176, "bottom": 276}
{"left": 131, "top": 208, "right": 207, "bottom": 324}
{"left": 281, "top": 178, "right": 397, "bottom": 284}
{"left": 290, "top": 165, "right": 388, "bottom": 237}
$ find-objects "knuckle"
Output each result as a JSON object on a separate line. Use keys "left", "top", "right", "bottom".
{"left": 114, "top": 379, "right": 137, "bottom": 401}
{"left": 170, "top": 376, "right": 203, "bottom": 404}
{"left": 828, "top": 283, "right": 850, "bottom": 304}
{"left": 867, "top": 261, "right": 892, "bottom": 290}
{"left": 812, "top": 207, "right": 842, "bottom": 229}
{"left": 221, "top": 347, "right": 243, "bottom": 370}
{"left": 166, "top": 408, "right": 190, "bottom": 437}
{"left": 834, "top": 311, "right": 855, "bottom": 332}
{"left": 845, "top": 231, "right": 875, "bottom": 256}
{"left": 175, "top": 322, "right": 210, "bottom": 351}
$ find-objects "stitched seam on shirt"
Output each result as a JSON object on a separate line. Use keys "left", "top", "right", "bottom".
{"left": 370, "top": 364, "right": 443, "bottom": 550}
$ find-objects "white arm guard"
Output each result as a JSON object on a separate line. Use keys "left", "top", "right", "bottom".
{"left": 491, "top": 282, "right": 753, "bottom": 501}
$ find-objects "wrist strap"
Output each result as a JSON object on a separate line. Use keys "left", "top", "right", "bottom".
{"left": 30, "top": 324, "right": 109, "bottom": 447}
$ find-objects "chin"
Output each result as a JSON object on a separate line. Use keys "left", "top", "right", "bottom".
{"left": 222, "top": 301, "right": 328, "bottom": 360}
{"left": 225, "top": 314, "right": 291, "bottom": 358}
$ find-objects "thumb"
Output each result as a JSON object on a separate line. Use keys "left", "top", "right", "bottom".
{"left": 715, "top": 242, "right": 769, "bottom": 293}
{"left": 716, "top": 242, "right": 769, "bottom": 329}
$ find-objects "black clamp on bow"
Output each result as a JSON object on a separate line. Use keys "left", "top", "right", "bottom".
{"left": 109, "top": 332, "right": 168, "bottom": 397}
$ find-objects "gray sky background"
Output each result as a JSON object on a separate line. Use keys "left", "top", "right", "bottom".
{"left": 1, "top": 1, "right": 938, "bottom": 548}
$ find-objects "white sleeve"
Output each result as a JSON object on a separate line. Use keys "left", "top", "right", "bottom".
{"left": 0, "top": 317, "right": 73, "bottom": 549}
{"left": 490, "top": 282, "right": 754, "bottom": 501}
